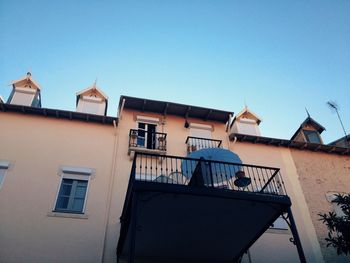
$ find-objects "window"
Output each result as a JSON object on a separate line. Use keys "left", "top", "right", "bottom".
{"left": 303, "top": 130, "right": 321, "bottom": 144}
{"left": 54, "top": 166, "right": 92, "bottom": 214}
{"left": 188, "top": 123, "right": 213, "bottom": 151}
{"left": 10, "top": 87, "right": 35, "bottom": 106}
{"left": 0, "top": 161, "right": 10, "bottom": 189}
{"left": 0, "top": 168, "right": 7, "bottom": 189}
{"left": 238, "top": 118, "right": 260, "bottom": 136}
{"left": 137, "top": 122, "right": 157, "bottom": 149}
{"left": 76, "top": 96, "right": 105, "bottom": 116}
{"left": 189, "top": 123, "right": 212, "bottom": 139}
{"left": 55, "top": 179, "right": 88, "bottom": 213}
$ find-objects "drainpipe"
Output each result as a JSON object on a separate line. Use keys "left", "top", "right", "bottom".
{"left": 226, "top": 114, "right": 235, "bottom": 149}
{"left": 118, "top": 98, "right": 126, "bottom": 120}
{"left": 232, "top": 136, "right": 237, "bottom": 145}
{"left": 101, "top": 119, "right": 119, "bottom": 263}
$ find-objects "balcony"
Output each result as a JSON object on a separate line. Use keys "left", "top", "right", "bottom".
{"left": 186, "top": 136, "right": 222, "bottom": 153}
{"left": 128, "top": 129, "right": 167, "bottom": 159}
{"left": 117, "top": 153, "right": 305, "bottom": 263}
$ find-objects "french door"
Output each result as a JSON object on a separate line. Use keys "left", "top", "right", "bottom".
{"left": 137, "top": 122, "right": 156, "bottom": 149}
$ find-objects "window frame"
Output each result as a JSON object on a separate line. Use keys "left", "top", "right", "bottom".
{"left": 137, "top": 122, "right": 157, "bottom": 149}
{"left": 188, "top": 123, "right": 213, "bottom": 150}
{"left": 0, "top": 160, "right": 11, "bottom": 190}
{"left": 135, "top": 115, "right": 159, "bottom": 150}
{"left": 53, "top": 167, "right": 92, "bottom": 214}
{"left": 189, "top": 123, "right": 213, "bottom": 139}
{"left": 303, "top": 129, "right": 322, "bottom": 144}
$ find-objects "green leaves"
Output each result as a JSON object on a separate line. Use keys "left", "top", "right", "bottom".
{"left": 318, "top": 193, "right": 350, "bottom": 255}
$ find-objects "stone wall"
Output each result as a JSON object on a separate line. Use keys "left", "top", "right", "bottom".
{"left": 291, "top": 149, "right": 350, "bottom": 262}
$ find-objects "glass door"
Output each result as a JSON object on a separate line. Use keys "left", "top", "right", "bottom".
{"left": 137, "top": 123, "right": 157, "bottom": 149}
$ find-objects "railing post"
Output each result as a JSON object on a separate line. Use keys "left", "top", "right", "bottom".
{"left": 132, "top": 152, "right": 137, "bottom": 178}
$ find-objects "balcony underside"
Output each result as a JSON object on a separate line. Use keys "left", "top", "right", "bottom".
{"left": 118, "top": 182, "right": 291, "bottom": 263}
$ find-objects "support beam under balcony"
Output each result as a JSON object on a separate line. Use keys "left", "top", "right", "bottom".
{"left": 117, "top": 182, "right": 291, "bottom": 263}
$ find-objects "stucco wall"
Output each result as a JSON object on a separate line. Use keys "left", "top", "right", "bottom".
{"left": 0, "top": 112, "right": 116, "bottom": 263}
{"left": 230, "top": 142, "right": 324, "bottom": 263}
{"left": 110, "top": 110, "right": 323, "bottom": 263}
{"left": 290, "top": 149, "right": 350, "bottom": 263}
{"left": 0, "top": 107, "right": 332, "bottom": 263}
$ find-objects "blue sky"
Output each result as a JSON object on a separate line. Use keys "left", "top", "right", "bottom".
{"left": 1, "top": 0, "right": 349, "bottom": 143}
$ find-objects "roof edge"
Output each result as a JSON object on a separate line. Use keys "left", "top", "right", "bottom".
{"left": 0, "top": 103, "right": 117, "bottom": 125}
{"left": 235, "top": 107, "right": 262, "bottom": 124}
{"left": 119, "top": 95, "right": 233, "bottom": 123}
{"left": 230, "top": 133, "right": 350, "bottom": 156}
{"left": 10, "top": 74, "right": 41, "bottom": 90}
{"left": 76, "top": 85, "right": 108, "bottom": 100}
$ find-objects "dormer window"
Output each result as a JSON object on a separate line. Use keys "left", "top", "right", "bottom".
{"left": 76, "top": 84, "right": 108, "bottom": 116}
{"left": 230, "top": 107, "right": 262, "bottom": 136}
{"left": 78, "top": 96, "right": 105, "bottom": 115}
{"left": 11, "top": 87, "right": 37, "bottom": 106}
{"left": 291, "top": 115, "right": 325, "bottom": 144}
{"left": 303, "top": 130, "right": 322, "bottom": 144}
{"left": 7, "top": 72, "right": 41, "bottom": 107}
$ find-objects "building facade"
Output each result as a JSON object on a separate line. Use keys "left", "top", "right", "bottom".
{"left": 0, "top": 73, "right": 349, "bottom": 262}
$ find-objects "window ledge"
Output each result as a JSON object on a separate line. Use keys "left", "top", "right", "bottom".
{"left": 47, "top": 211, "right": 89, "bottom": 219}
{"left": 129, "top": 147, "right": 166, "bottom": 160}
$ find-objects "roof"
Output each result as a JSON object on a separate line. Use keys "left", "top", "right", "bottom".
{"left": 118, "top": 95, "right": 233, "bottom": 123}
{"left": 10, "top": 72, "right": 41, "bottom": 90}
{"left": 236, "top": 107, "right": 261, "bottom": 123}
{"left": 290, "top": 117, "right": 326, "bottom": 140}
{"left": 230, "top": 107, "right": 262, "bottom": 128}
{"left": 0, "top": 103, "right": 117, "bottom": 125}
{"left": 329, "top": 135, "right": 350, "bottom": 146}
{"left": 76, "top": 84, "right": 108, "bottom": 100}
{"left": 229, "top": 133, "right": 350, "bottom": 156}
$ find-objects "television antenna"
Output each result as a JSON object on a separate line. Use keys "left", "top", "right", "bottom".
{"left": 327, "top": 101, "right": 348, "bottom": 138}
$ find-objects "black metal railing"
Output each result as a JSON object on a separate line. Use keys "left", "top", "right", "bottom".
{"left": 130, "top": 152, "right": 287, "bottom": 195}
{"left": 129, "top": 129, "right": 167, "bottom": 151}
{"left": 185, "top": 136, "right": 222, "bottom": 153}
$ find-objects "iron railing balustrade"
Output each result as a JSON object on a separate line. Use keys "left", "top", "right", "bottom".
{"left": 185, "top": 136, "right": 223, "bottom": 153}
{"left": 117, "top": 153, "right": 305, "bottom": 263}
{"left": 129, "top": 129, "right": 167, "bottom": 151}
{"left": 129, "top": 152, "right": 287, "bottom": 195}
